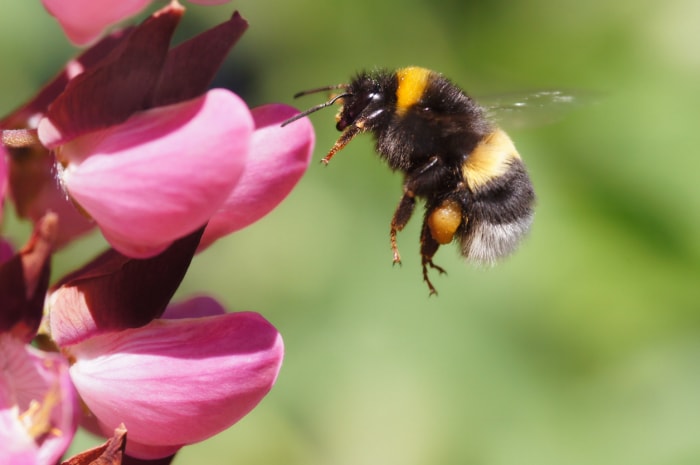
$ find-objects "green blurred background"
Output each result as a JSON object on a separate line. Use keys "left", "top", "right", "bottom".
{"left": 2, "top": 0, "right": 700, "bottom": 464}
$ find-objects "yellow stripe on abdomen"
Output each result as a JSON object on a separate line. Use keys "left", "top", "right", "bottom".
{"left": 462, "top": 128, "right": 521, "bottom": 190}
{"left": 395, "top": 67, "right": 431, "bottom": 115}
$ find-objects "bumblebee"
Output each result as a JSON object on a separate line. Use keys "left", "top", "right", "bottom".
{"left": 283, "top": 66, "right": 535, "bottom": 295}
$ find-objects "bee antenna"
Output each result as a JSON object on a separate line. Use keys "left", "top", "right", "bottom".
{"left": 281, "top": 93, "right": 351, "bottom": 127}
{"left": 292, "top": 84, "right": 347, "bottom": 99}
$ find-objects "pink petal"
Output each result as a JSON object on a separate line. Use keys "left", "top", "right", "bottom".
{"left": 0, "top": 403, "right": 36, "bottom": 465}
{"left": 163, "top": 295, "right": 228, "bottom": 319}
{"left": 69, "top": 312, "right": 284, "bottom": 459}
{"left": 58, "top": 89, "right": 253, "bottom": 257}
{"left": 200, "top": 104, "right": 314, "bottom": 249}
{"left": 0, "top": 335, "right": 79, "bottom": 465}
{"left": 42, "top": 0, "right": 153, "bottom": 45}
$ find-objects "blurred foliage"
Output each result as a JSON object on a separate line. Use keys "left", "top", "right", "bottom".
{"left": 2, "top": 0, "right": 699, "bottom": 464}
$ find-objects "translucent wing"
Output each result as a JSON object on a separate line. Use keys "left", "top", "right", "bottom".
{"left": 480, "top": 89, "right": 596, "bottom": 129}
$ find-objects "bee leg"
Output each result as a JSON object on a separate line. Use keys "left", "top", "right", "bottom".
{"left": 390, "top": 156, "right": 442, "bottom": 264}
{"left": 321, "top": 124, "right": 361, "bottom": 165}
{"left": 390, "top": 191, "right": 416, "bottom": 265}
{"left": 420, "top": 220, "right": 447, "bottom": 296}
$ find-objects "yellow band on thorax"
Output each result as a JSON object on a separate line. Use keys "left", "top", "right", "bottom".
{"left": 395, "top": 67, "right": 431, "bottom": 114}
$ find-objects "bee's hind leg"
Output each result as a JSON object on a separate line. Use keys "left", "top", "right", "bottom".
{"left": 420, "top": 221, "right": 447, "bottom": 296}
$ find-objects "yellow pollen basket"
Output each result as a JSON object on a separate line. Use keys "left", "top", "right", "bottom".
{"left": 428, "top": 199, "right": 463, "bottom": 244}
{"left": 395, "top": 67, "right": 431, "bottom": 115}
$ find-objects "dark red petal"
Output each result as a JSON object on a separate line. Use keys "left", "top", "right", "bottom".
{"left": 0, "top": 213, "right": 55, "bottom": 339}
{"left": 52, "top": 227, "right": 203, "bottom": 339}
{"left": 41, "top": 3, "right": 184, "bottom": 147}
{"left": 0, "top": 29, "right": 131, "bottom": 130}
{"left": 122, "top": 455, "right": 175, "bottom": 465}
{"left": 61, "top": 424, "right": 127, "bottom": 465}
{"left": 151, "top": 11, "right": 248, "bottom": 106}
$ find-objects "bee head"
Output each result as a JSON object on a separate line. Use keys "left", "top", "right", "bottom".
{"left": 335, "top": 75, "right": 388, "bottom": 131}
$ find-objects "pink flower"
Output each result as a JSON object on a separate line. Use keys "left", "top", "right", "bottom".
{"left": 4, "top": 5, "right": 315, "bottom": 256}
{"left": 201, "top": 103, "right": 315, "bottom": 249}
{"left": 15, "top": 4, "right": 315, "bottom": 257}
{"left": 51, "top": 88, "right": 253, "bottom": 257}
{"left": 42, "top": 0, "right": 232, "bottom": 45}
{"left": 50, "top": 256, "right": 283, "bottom": 458}
{"left": 2, "top": 7, "right": 261, "bottom": 253}
{"left": 0, "top": 31, "right": 133, "bottom": 248}
{"left": 2, "top": 3, "right": 314, "bottom": 460}
{"left": 0, "top": 335, "right": 79, "bottom": 465}
{"left": 48, "top": 231, "right": 284, "bottom": 459}
{"left": 66, "top": 305, "right": 283, "bottom": 459}
{"left": 0, "top": 214, "right": 79, "bottom": 465}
